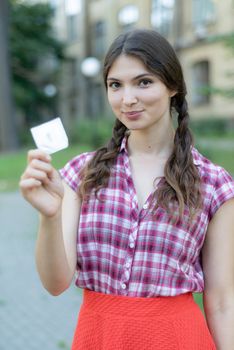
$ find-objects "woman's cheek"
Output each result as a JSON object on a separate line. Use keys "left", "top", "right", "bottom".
{"left": 108, "top": 93, "right": 121, "bottom": 110}
{"left": 142, "top": 88, "right": 163, "bottom": 102}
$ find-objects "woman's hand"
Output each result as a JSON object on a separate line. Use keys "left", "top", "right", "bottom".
{"left": 19, "top": 150, "right": 64, "bottom": 217}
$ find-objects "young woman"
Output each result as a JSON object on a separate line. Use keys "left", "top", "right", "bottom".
{"left": 19, "top": 29, "right": 234, "bottom": 349}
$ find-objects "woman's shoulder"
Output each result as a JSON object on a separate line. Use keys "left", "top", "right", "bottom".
{"left": 59, "top": 150, "right": 95, "bottom": 192}
{"left": 191, "top": 146, "right": 233, "bottom": 183}
{"left": 192, "top": 146, "right": 234, "bottom": 218}
{"left": 64, "top": 150, "right": 95, "bottom": 171}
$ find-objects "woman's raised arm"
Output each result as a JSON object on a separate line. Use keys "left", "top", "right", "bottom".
{"left": 19, "top": 150, "right": 80, "bottom": 295}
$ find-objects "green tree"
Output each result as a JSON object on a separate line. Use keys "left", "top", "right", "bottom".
{"left": 9, "top": 0, "right": 65, "bottom": 130}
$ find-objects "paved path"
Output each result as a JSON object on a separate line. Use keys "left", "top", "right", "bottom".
{"left": 0, "top": 192, "right": 82, "bottom": 350}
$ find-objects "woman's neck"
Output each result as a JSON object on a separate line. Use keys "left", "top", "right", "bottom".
{"left": 127, "top": 123, "right": 175, "bottom": 158}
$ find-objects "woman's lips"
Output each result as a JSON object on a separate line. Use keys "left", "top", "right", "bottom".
{"left": 123, "top": 110, "right": 144, "bottom": 120}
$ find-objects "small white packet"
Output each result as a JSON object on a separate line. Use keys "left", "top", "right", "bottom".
{"left": 30, "top": 118, "right": 69, "bottom": 154}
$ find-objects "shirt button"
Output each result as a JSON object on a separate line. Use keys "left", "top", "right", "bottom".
{"left": 125, "top": 262, "right": 131, "bottom": 268}
{"left": 142, "top": 203, "right": 148, "bottom": 209}
{"left": 121, "top": 283, "right": 127, "bottom": 290}
{"left": 129, "top": 242, "right": 134, "bottom": 248}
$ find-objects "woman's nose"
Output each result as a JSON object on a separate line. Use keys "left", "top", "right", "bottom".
{"left": 122, "top": 88, "right": 138, "bottom": 106}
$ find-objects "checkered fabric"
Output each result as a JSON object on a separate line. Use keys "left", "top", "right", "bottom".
{"left": 59, "top": 136, "right": 234, "bottom": 297}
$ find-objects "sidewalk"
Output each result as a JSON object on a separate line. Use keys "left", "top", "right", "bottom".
{"left": 0, "top": 191, "right": 82, "bottom": 350}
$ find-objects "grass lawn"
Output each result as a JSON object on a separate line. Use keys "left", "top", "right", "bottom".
{"left": 0, "top": 137, "right": 233, "bottom": 192}
{"left": 193, "top": 292, "right": 204, "bottom": 313}
{"left": 0, "top": 144, "right": 91, "bottom": 192}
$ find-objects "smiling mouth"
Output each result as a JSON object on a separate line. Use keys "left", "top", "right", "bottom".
{"left": 123, "top": 110, "right": 144, "bottom": 115}
{"left": 123, "top": 110, "right": 144, "bottom": 119}
{"left": 123, "top": 110, "right": 144, "bottom": 114}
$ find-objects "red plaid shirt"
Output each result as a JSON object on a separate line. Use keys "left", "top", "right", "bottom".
{"left": 59, "top": 137, "right": 234, "bottom": 297}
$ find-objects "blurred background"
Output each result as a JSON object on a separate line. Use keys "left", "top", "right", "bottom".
{"left": 0, "top": 0, "right": 234, "bottom": 190}
{"left": 0, "top": 0, "right": 234, "bottom": 349}
{"left": 0, "top": 0, "right": 234, "bottom": 181}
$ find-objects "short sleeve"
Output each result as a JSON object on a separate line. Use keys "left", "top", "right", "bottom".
{"left": 209, "top": 167, "right": 234, "bottom": 219}
{"left": 59, "top": 152, "right": 92, "bottom": 192}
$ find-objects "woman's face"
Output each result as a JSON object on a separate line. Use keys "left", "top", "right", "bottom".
{"left": 107, "top": 54, "right": 176, "bottom": 132}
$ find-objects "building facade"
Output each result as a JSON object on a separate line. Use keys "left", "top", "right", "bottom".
{"left": 51, "top": 0, "right": 234, "bottom": 127}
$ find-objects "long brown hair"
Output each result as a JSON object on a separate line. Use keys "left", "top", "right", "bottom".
{"left": 79, "top": 29, "right": 202, "bottom": 221}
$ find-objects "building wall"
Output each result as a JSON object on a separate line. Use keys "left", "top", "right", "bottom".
{"left": 181, "top": 41, "right": 234, "bottom": 119}
{"left": 177, "top": 0, "right": 234, "bottom": 119}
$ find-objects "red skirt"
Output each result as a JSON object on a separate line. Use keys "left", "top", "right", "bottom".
{"left": 71, "top": 289, "right": 216, "bottom": 350}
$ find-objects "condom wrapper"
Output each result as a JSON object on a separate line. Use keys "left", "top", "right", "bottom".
{"left": 30, "top": 118, "right": 69, "bottom": 154}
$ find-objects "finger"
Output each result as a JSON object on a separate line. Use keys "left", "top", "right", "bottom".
{"left": 21, "top": 167, "right": 50, "bottom": 184}
{"left": 30, "top": 158, "right": 53, "bottom": 175}
{"left": 19, "top": 178, "right": 42, "bottom": 190}
{"left": 27, "top": 149, "right": 52, "bottom": 164}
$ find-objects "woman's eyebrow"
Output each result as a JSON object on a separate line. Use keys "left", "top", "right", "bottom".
{"left": 107, "top": 73, "right": 155, "bottom": 81}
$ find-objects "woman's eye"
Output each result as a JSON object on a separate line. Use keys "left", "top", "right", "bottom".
{"left": 108, "top": 82, "right": 120, "bottom": 89}
{"left": 139, "top": 79, "right": 153, "bottom": 87}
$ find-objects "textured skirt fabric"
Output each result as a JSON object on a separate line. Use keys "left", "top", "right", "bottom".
{"left": 71, "top": 289, "right": 216, "bottom": 350}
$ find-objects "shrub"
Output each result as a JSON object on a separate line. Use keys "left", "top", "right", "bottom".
{"left": 190, "top": 118, "right": 230, "bottom": 137}
{"left": 69, "top": 116, "right": 114, "bottom": 148}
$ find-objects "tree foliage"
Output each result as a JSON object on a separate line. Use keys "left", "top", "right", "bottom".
{"left": 9, "top": 0, "right": 65, "bottom": 126}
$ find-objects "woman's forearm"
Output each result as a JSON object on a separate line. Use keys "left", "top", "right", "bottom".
{"left": 205, "top": 302, "right": 234, "bottom": 350}
{"left": 35, "top": 211, "right": 74, "bottom": 296}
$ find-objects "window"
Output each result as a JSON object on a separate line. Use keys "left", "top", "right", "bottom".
{"left": 67, "top": 59, "right": 78, "bottom": 93}
{"left": 192, "top": 0, "right": 216, "bottom": 27}
{"left": 151, "top": 0, "right": 175, "bottom": 37}
{"left": 192, "top": 60, "right": 210, "bottom": 106}
{"left": 68, "top": 59, "right": 79, "bottom": 120}
{"left": 92, "top": 21, "right": 106, "bottom": 57}
{"left": 66, "top": 0, "right": 81, "bottom": 42}
{"left": 67, "top": 14, "right": 78, "bottom": 41}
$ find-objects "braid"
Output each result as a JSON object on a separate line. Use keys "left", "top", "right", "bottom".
{"left": 154, "top": 95, "right": 203, "bottom": 221}
{"left": 79, "top": 120, "right": 127, "bottom": 198}
{"left": 105, "top": 119, "right": 128, "bottom": 156}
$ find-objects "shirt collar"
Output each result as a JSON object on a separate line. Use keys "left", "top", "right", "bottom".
{"left": 119, "top": 135, "right": 128, "bottom": 154}
{"left": 191, "top": 147, "right": 202, "bottom": 166}
{"left": 120, "top": 135, "right": 201, "bottom": 166}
